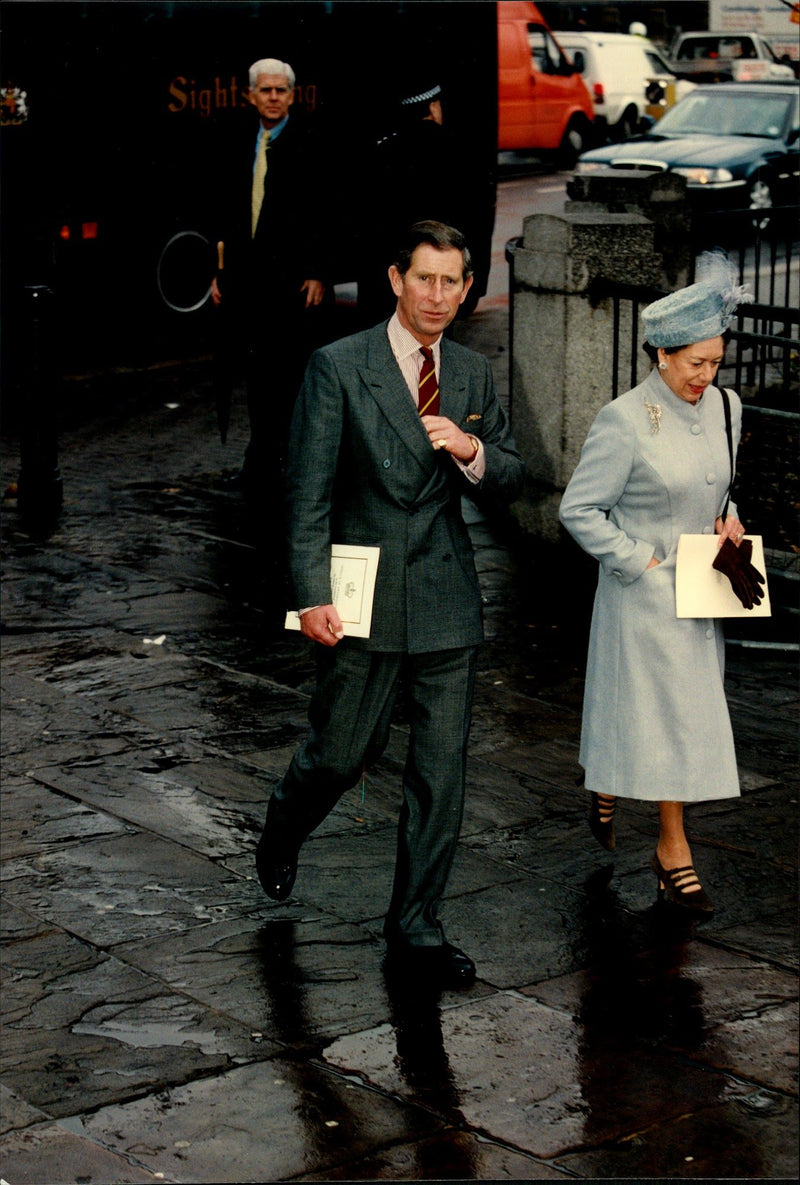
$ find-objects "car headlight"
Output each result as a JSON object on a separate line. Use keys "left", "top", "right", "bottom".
{"left": 575, "top": 161, "right": 604, "bottom": 174}
{"left": 672, "top": 167, "right": 735, "bottom": 186}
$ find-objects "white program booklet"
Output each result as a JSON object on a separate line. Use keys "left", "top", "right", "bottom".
{"left": 285, "top": 544, "right": 381, "bottom": 638}
{"left": 676, "top": 534, "right": 771, "bottom": 618}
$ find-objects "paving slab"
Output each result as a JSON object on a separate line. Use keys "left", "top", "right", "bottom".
{"left": 553, "top": 1090, "right": 798, "bottom": 1179}
{"left": 710, "top": 912, "right": 799, "bottom": 970}
{"left": 684, "top": 780, "right": 799, "bottom": 868}
{"left": 296, "top": 1128, "right": 569, "bottom": 1180}
{"left": 113, "top": 914, "right": 466, "bottom": 1049}
{"left": 79, "top": 1057, "right": 443, "bottom": 1183}
{"left": 1, "top": 775, "right": 129, "bottom": 861}
{"left": 527, "top": 938, "right": 798, "bottom": 1018}
{"left": 467, "top": 682, "right": 583, "bottom": 765}
{"left": 685, "top": 999, "right": 799, "bottom": 1094}
{"left": 0, "top": 1084, "right": 51, "bottom": 1137}
{"left": 484, "top": 829, "right": 798, "bottom": 945}
{"left": 0, "top": 1121, "right": 163, "bottom": 1184}
{"left": 1, "top": 926, "right": 279, "bottom": 1116}
{"left": 23, "top": 648, "right": 199, "bottom": 699}
{"left": 525, "top": 939, "right": 798, "bottom": 1095}
{"left": 1, "top": 670, "right": 150, "bottom": 776}
{"left": 321, "top": 989, "right": 750, "bottom": 1162}
{"left": 29, "top": 763, "right": 268, "bottom": 862}
{"left": 1, "top": 831, "right": 265, "bottom": 949}
{"left": 461, "top": 753, "right": 574, "bottom": 832}
{"left": 36, "top": 652, "right": 313, "bottom": 747}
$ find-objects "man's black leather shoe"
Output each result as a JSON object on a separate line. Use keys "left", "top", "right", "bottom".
{"left": 384, "top": 941, "right": 477, "bottom": 990}
{"left": 435, "top": 943, "right": 477, "bottom": 987}
{"left": 254, "top": 803, "right": 299, "bottom": 901}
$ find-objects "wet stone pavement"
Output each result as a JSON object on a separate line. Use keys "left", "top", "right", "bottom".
{"left": 0, "top": 309, "right": 798, "bottom": 1183}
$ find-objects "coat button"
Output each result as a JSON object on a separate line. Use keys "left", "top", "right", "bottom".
{"left": 691, "top": 424, "right": 702, "bottom": 435}
{"left": 706, "top": 472, "right": 716, "bottom": 484}
{"left": 383, "top": 459, "right": 391, "bottom": 468}
{"left": 703, "top": 525, "right": 713, "bottom": 534}
{"left": 706, "top": 627, "right": 715, "bottom": 639}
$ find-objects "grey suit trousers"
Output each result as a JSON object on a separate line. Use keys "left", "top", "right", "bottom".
{"left": 272, "top": 643, "right": 478, "bottom": 947}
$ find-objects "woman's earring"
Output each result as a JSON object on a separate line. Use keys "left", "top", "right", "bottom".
{"left": 658, "top": 361, "right": 667, "bottom": 371}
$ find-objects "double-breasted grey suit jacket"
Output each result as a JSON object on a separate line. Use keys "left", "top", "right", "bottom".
{"left": 285, "top": 322, "right": 526, "bottom": 654}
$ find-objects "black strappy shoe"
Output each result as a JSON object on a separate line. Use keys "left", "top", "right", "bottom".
{"left": 651, "top": 852, "right": 714, "bottom": 914}
{"left": 588, "top": 792, "right": 616, "bottom": 851}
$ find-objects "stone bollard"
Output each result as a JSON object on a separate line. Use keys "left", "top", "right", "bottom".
{"left": 510, "top": 206, "right": 665, "bottom": 541}
{"left": 565, "top": 168, "right": 691, "bottom": 290}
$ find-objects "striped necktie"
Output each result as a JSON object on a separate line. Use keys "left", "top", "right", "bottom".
{"left": 418, "top": 346, "right": 439, "bottom": 416}
{"left": 251, "top": 130, "right": 269, "bottom": 237}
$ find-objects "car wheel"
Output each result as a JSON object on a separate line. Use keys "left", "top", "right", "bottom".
{"left": 615, "top": 105, "right": 639, "bottom": 141}
{"left": 748, "top": 175, "right": 773, "bottom": 231}
{"left": 557, "top": 116, "right": 591, "bottom": 169}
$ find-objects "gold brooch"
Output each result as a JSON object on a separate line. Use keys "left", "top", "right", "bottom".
{"left": 644, "top": 395, "right": 662, "bottom": 434}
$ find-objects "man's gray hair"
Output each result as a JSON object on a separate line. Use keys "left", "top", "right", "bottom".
{"left": 248, "top": 58, "right": 295, "bottom": 90}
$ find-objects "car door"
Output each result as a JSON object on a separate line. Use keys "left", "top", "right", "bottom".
{"left": 525, "top": 22, "right": 581, "bottom": 148}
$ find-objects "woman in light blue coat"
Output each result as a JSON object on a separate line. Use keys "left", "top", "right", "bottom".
{"left": 560, "top": 252, "right": 763, "bottom": 914}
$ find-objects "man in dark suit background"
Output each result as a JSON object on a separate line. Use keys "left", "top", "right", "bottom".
{"left": 211, "top": 57, "right": 332, "bottom": 501}
{"left": 256, "top": 221, "right": 525, "bottom": 990}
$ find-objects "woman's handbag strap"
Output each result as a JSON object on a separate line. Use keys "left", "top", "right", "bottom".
{"left": 720, "top": 387, "right": 735, "bottom": 523}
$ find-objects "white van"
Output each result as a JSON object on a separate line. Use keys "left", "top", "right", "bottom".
{"left": 553, "top": 31, "right": 694, "bottom": 140}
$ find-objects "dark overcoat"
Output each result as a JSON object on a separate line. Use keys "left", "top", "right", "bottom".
{"left": 214, "top": 112, "right": 332, "bottom": 314}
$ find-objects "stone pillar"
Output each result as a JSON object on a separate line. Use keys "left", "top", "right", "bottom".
{"left": 510, "top": 208, "right": 663, "bottom": 540}
{"left": 565, "top": 168, "right": 691, "bottom": 290}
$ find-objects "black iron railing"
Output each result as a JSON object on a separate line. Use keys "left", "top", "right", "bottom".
{"left": 729, "top": 303, "right": 800, "bottom": 409}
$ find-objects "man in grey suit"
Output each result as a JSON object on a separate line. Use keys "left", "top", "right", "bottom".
{"left": 256, "top": 221, "right": 525, "bottom": 989}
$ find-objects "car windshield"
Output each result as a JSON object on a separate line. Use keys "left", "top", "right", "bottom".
{"left": 656, "top": 90, "right": 791, "bottom": 138}
{"left": 645, "top": 48, "right": 674, "bottom": 74}
{"left": 676, "top": 35, "right": 757, "bottom": 60}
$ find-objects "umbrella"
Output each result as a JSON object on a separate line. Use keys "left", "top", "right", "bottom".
{"left": 212, "top": 240, "right": 234, "bottom": 445}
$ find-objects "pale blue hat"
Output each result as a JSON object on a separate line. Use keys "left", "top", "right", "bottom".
{"left": 642, "top": 251, "right": 754, "bottom": 348}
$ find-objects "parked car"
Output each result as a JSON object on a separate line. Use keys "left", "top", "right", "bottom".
{"left": 498, "top": 1, "right": 595, "bottom": 164}
{"left": 669, "top": 30, "right": 796, "bottom": 83}
{"left": 574, "top": 80, "right": 800, "bottom": 217}
{"left": 554, "top": 30, "right": 694, "bottom": 141}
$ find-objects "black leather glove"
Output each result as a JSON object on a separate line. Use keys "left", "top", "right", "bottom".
{"left": 712, "top": 537, "right": 766, "bottom": 610}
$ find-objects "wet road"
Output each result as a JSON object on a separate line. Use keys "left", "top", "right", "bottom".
{"left": 1, "top": 265, "right": 798, "bottom": 1180}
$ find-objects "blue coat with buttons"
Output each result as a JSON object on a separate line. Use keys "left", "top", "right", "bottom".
{"left": 285, "top": 322, "right": 525, "bottom": 654}
{"left": 559, "top": 367, "right": 742, "bottom": 803}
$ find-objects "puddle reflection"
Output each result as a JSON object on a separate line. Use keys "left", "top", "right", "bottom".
{"left": 578, "top": 867, "right": 704, "bottom": 1044}
{"left": 383, "top": 972, "right": 478, "bottom": 1179}
{"left": 255, "top": 919, "right": 311, "bottom": 1047}
{"left": 255, "top": 920, "right": 367, "bottom": 1167}
{"left": 575, "top": 867, "right": 763, "bottom": 1174}
{"left": 255, "top": 921, "right": 480, "bottom": 1179}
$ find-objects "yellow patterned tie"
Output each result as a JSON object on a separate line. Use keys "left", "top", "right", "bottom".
{"left": 251, "top": 129, "right": 269, "bottom": 237}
